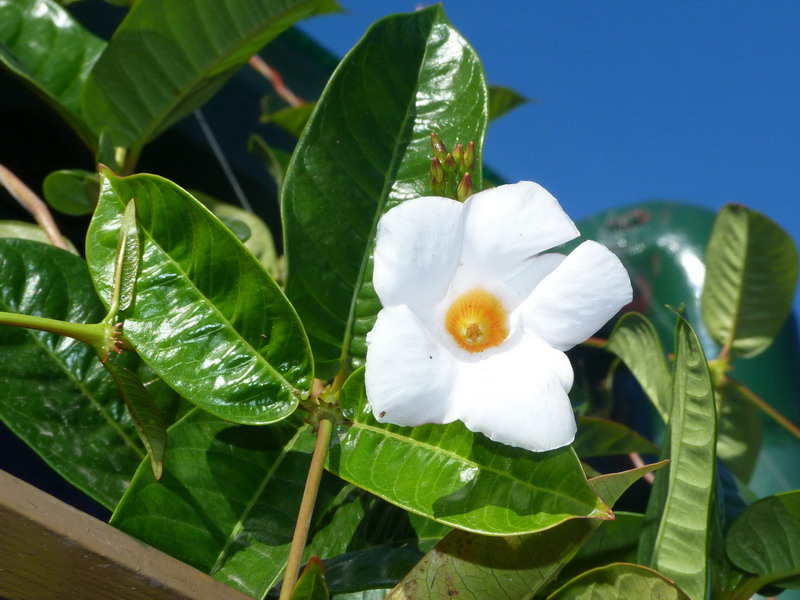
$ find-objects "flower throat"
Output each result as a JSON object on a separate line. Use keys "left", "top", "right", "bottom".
{"left": 445, "top": 288, "right": 509, "bottom": 353}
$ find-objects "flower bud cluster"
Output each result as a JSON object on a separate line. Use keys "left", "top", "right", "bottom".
{"left": 430, "top": 133, "right": 475, "bottom": 201}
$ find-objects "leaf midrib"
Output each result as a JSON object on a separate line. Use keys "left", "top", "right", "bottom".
{"left": 209, "top": 423, "right": 308, "bottom": 575}
{"left": 348, "top": 420, "right": 602, "bottom": 519}
{"left": 134, "top": 201, "right": 299, "bottom": 396}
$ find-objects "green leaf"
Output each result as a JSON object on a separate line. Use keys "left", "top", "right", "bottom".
{"left": 554, "top": 512, "right": 644, "bottom": 589}
{"left": 388, "top": 463, "right": 665, "bottom": 600}
{"left": 282, "top": 5, "right": 488, "bottom": 378}
{"left": 0, "top": 220, "right": 78, "bottom": 252}
{"left": 0, "top": 239, "right": 143, "bottom": 508}
{"left": 42, "top": 169, "right": 100, "bottom": 216}
{"left": 547, "top": 563, "right": 690, "bottom": 600}
{"left": 103, "top": 362, "right": 166, "bottom": 481}
{"left": 249, "top": 133, "right": 293, "bottom": 191}
{"left": 573, "top": 415, "right": 660, "bottom": 458}
{"left": 645, "top": 315, "right": 717, "bottom": 600}
{"left": 606, "top": 312, "right": 672, "bottom": 421}
{"left": 0, "top": 0, "right": 104, "bottom": 146}
{"left": 321, "top": 492, "right": 448, "bottom": 594}
{"left": 716, "top": 379, "right": 763, "bottom": 483}
{"left": 263, "top": 102, "right": 317, "bottom": 137}
{"left": 292, "top": 557, "right": 330, "bottom": 600}
{"left": 86, "top": 170, "right": 312, "bottom": 424}
{"left": 81, "top": 0, "right": 340, "bottom": 164}
{"left": 328, "top": 368, "right": 610, "bottom": 536}
{"left": 725, "top": 491, "right": 800, "bottom": 591}
{"left": 702, "top": 204, "right": 799, "bottom": 358}
{"left": 195, "top": 191, "right": 283, "bottom": 282}
{"left": 111, "top": 409, "right": 343, "bottom": 597}
{"left": 487, "top": 84, "right": 529, "bottom": 122}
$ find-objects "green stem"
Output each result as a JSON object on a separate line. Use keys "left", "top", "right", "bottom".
{"left": 0, "top": 312, "right": 105, "bottom": 346}
{"left": 0, "top": 311, "right": 133, "bottom": 358}
{"left": 279, "top": 417, "right": 333, "bottom": 600}
{"left": 730, "top": 575, "right": 771, "bottom": 600}
{"left": 728, "top": 377, "right": 800, "bottom": 440}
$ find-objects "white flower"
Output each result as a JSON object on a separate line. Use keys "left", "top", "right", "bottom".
{"left": 364, "top": 181, "right": 632, "bottom": 452}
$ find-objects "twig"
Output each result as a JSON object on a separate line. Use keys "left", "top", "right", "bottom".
{"left": 249, "top": 55, "right": 305, "bottom": 107}
{"left": 628, "top": 452, "right": 655, "bottom": 483}
{"left": 728, "top": 377, "right": 800, "bottom": 440}
{"left": 0, "top": 163, "right": 72, "bottom": 253}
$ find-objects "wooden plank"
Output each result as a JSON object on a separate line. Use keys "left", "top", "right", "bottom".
{"left": 0, "top": 469, "right": 255, "bottom": 600}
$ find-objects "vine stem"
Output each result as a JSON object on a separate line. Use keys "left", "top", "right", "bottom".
{"left": 248, "top": 55, "right": 305, "bottom": 107}
{"left": 279, "top": 417, "right": 333, "bottom": 600}
{"left": 728, "top": 377, "right": 800, "bottom": 440}
{"left": 0, "top": 163, "right": 72, "bottom": 253}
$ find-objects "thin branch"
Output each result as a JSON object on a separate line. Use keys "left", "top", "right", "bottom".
{"left": 249, "top": 55, "right": 305, "bottom": 107}
{"left": 728, "top": 377, "right": 800, "bottom": 440}
{"left": 0, "top": 163, "right": 73, "bottom": 253}
{"left": 279, "top": 417, "right": 333, "bottom": 600}
{"left": 628, "top": 452, "right": 655, "bottom": 484}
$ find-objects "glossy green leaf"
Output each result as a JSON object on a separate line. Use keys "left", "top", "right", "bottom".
{"left": 388, "top": 463, "right": 665, "bottom": 600}
{"left": 0, "top": 220, "right": 78, "bottom": 252}
{"left": 554, "top": 512, "right": 644, "bottom": 589}
{"left": 725, "top": 491, "right": 800, "bottom": 592}
{"left": 86, "top": 170, "right": 312, "bottom": 424}
{"left": 321, "top": 493, "right": 448, "bottom": 594}
{"left": 104, "top": 362, "right": 166, "bottom": 481}
{"left": 292, "top": 557, "right": 330, "bottom": 600}
{"left": 573, "top": 415, "right": 660, "bottom": 458}
{"left": 249, "top": 133, "right": 293, "bottom": 191}
{"left": 646, "top": 316, "right": 717, "bottom": 600}
{"left": 0, "top": 0, "right": 104, "bottom": 146}
{"left": 716, "top": 379, "right": 763, "bottom": 483}
{"left": 196, "top": 191, "right": 282, "bottom": 282}
{"left": 606, "top": 312, "right": 671, "bottom": 421}
{"left": 283, "top": 6, "right": 488, "bottom": 378}
{"left": 111, "top": 409, "right": 346, "bottom": 597}
{"left": 328, "top": 369, "right": 610, "bottom": 536}
{"left": 547, "top": 563, "right": 690, "bottom": 600}
{"left": 0, "top": 239, "right": 143, "bottom": 508}
{"left": 702, "top": 204, "right": 799, "bottom": 358}
{"left": 42, "top": 169, "right": 99, "bottom": 216}
{"left": 487, "top": 84, "right": 529, "bottom": 122}
{"left": 263, "top": 102, "right": 317, "bottom": 137}
{"left": 81, "top": 0, "right": 340, "bottom": 164}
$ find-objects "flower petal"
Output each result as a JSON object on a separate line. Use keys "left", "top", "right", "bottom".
{"left": 452, "top": 334, "right": 576, "bottom": 452}
{"left": 522, "top": 241, "right": 633, "bottom": 351}
{"left": 461, "top": 182, "right": 579, "bottom": 277}
{"left": 501, "top": 252, "right": 566, "bottom": 313}
{"left": 373, "top": 196, "right": 464, "bottom": 312}
{"left": 365, "top": 305, "right": 457, "bottom": 426}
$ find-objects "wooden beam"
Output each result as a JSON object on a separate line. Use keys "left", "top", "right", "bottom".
{"left": 0, "top": 469, "right": 255, "bottom": 600}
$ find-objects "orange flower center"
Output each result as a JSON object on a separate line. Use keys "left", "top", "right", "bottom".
{"left": 444, "top": 288, "right": 509, "bottom": 353}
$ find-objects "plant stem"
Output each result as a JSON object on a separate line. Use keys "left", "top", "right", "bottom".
{"left": 0, "top": 312, "right": 133, "bottom": 357}
{"left": 0, "top": 312, "right": 103, "bottom": 346}
{"left": 729, "top": 377, "right": 800, "bottom": 440}
{"left": 279, "top": 417, "right": 333, "bottom": 600}
{"left": 0, "top": 163, "right": 72, "bottom": 253}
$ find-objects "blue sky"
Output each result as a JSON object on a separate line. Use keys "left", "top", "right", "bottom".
{"left": 299, "top": 2, "right": 800, "bottom": 310}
